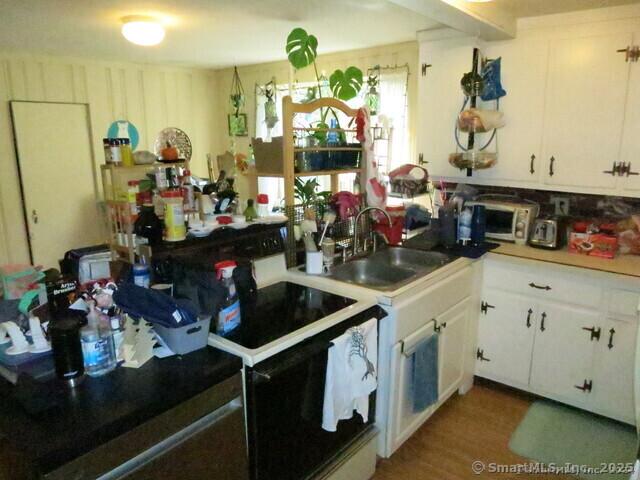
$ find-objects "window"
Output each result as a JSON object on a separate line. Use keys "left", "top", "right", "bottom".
{"left": 254, "top": 67, "right": 409, "bottom": 206}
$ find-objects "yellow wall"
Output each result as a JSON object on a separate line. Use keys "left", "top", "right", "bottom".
{"left": 213, "top": 41, "right": 419, "bottom": 200}
{"left": 0, "top": 41, "right": 417, "bottom": 265}
{"left": 0, "top": 54, "right": 218, "bottom": 265}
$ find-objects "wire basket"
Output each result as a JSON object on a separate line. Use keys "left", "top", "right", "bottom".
{"left": 283, "top": 199, "right": 370, "bottom": 267}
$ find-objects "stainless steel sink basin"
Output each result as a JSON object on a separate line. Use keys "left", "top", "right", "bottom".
{"left": 328, "top": 259, "right": 415, "bottom": 290}
{"left": 369, "top": 247, "right": 453, "bottom": 271}
{"left": 326, "top": 247, "right": 457, "bottom": 291}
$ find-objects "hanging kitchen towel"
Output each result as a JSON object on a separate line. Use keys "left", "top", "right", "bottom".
{"left": 412, "top": 333, "right": 439, "bottom": 413}
{"left": 322, "top": 318, "right": 377, "bottom": 432}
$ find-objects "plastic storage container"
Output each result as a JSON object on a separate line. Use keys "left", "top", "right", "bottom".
{"left": 162, "top": 189, "right": 186, "bottom": 242}
{"left": 154, "top": 316, "right": 211, "bottom": 355}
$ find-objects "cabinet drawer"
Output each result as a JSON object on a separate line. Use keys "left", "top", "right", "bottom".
{"left": 484, "top": 257, "right": 602, "bottom": 309}
{"left": 394, "top": 267, "right": 472, "bottom": 342}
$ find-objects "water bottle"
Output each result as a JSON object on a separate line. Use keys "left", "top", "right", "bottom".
{"left": 81, "top": 303, "right": 117, "bottom": 377}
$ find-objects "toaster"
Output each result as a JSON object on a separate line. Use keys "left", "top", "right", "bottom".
{"left": 529, "top": 217, "right": 566, "bottom": 249}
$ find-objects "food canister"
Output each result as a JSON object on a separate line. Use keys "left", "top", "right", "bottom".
{"left": 161, "top": 189, "right": 186, "bottom": 241}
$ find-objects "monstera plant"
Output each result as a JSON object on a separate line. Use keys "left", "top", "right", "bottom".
{"left": 286, "top": 28, "right": 363, "bottom": 101}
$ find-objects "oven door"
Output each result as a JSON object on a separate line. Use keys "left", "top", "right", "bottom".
{"left": 245, "top": 306, "right": 385, "bottom": 480}
{"left": 483, "top": 205, "right": 517, "bottom": 241}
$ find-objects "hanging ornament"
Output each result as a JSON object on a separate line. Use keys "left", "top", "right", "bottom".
{"left": 318, "top": 71, "right": 331, "bottom": 98}
{"left": 365, "top": 72, "right": 380, "bottom": 115}
{"left": 229, "top": 66, "right": 246, "bottom": 116}
{"left": 263, "top": 80, "right": 279, "bottom": 129}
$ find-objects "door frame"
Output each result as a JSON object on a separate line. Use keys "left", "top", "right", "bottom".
{"left": 9, "top": 100, "right": 99, "bottom": 264}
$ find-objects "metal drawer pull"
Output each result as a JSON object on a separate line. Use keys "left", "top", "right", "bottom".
{"left": 526, "top": 309, "right": 533, "bottom": 328}
{"left": 549, "top": 156, "right": 555, "bottom": 176}
{"left": 530, "top": 154, "right": 535, "bottom": 174}
{"left": 528, "top": 282, "right": 551, "bottom": 291}
{"left": 476, "top": 348, "right": 491, "bottom": 362}
{"left": 607, "top": 328, "right": 616, "bottom": 349}
{"left": 574, "top": 379, "right": 593, "bottom": 393}
{"left": 539, "top": 312, "right": 547, "bottom": 332}
{"left": 581, "top": 326, "right": 601, "bottom": 341}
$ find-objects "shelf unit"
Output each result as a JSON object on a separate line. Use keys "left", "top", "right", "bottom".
{"left": 100, "top": 162, "right": 186, "bottom": 263}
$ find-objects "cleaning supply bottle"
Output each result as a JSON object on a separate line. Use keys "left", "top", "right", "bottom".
{"left": 214, "top": 261, "right": 241, "bottom": 335}
{"left": 81, "top": 302, "right": 117, "bottom": 377}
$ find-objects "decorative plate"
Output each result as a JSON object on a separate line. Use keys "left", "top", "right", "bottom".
{"left": 154, "top": 127, "right": 192, "bottom": 162}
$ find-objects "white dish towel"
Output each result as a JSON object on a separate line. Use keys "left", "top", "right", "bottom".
{"left": 322, "top": 318, "right": 377, "bottom": 432}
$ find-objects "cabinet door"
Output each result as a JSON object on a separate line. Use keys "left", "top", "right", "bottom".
{"left": 541, "top": 32, "right": 631, "bottom": 190}
{"left": 418, "top": 36, "right": 478, "bottom": 179}
{"left": 591, "top": 317, "right": 637, "bottom": 424}
{"left": 619, "top": 32, "right": 640, "bottom": 195}
{"left": 476, "top": 290, "right": 537, "bottom": 388}
{"left": 530, "top": 302, "right": 597, "bottom": 405}
{"left": 385, "top": 322, "right": 438, "bottom": 456}
{"left": 474, "top": 37, "right": 548, "bottom": 184}
{"left": 438, "top": 298, "right": 470, "bottom": 401}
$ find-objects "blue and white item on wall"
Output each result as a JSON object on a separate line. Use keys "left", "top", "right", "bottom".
{"left": 107, "top": 120, "right": 140, "bottom": 150}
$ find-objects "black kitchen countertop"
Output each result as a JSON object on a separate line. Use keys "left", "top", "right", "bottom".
{"left": 0, "top": 346, "right": 242, "bottom": 475}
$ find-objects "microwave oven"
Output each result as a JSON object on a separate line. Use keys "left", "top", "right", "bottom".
{"left": 466, "top": 198, "right": 539, "bottom": 244}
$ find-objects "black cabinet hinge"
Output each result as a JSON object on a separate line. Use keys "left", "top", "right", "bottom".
{"left": 582, "top": 326, "right": 601, "bottom": 341}
{"left": 476, "top": 348, "right": 491, "bottom": 362}
{"left": 574, "top": 379, "right": 593, "bottom": 393}
{"left": 480, "top": 301, "right": 495, "bottom": 314}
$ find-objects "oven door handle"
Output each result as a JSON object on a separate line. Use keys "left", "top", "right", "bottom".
{"left": 250, "top": 340, "right": 334, "bottom": 385}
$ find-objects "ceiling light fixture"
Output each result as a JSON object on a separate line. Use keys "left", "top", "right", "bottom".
{"left": 121, "top": 16, "right": 165, "bottom": 46}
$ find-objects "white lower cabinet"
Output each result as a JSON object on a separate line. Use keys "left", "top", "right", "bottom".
{"left": 529, "top": 302, "right": 598, "bottom": 407}
{"left": 476, "top": 291, "right": 537, "bottom": 388}
{"left": 386, "top": 298, "right": 471, "bottom": 455}
{"left": 476, "top": 255, "right": 639, "bottom": 425}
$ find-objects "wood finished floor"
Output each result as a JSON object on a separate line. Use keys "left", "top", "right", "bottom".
{"left": 373, "top": 379, "right": 574, "bottom": 480}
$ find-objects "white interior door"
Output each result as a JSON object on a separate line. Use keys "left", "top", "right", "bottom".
{"left": 541, "top": 32, "right": 631, "bottom": 190}
{"left": 11, "top": 102, "right": 101, "bottom": 268}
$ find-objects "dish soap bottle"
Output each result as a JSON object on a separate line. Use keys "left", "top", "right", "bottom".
{"left": 214, "top": 261, "right": 241, "bottom": 335}
{"left": 81, "top": 302, "right": 117, "bottom": 377}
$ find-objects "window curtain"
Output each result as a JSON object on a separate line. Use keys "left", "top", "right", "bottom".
{"left": 376, "top": 68, "right": 409, "bottom": 172}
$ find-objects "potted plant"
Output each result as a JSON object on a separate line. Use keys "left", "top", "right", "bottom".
{"left": 286, "top": 28, "right": 365, "bottom": 170}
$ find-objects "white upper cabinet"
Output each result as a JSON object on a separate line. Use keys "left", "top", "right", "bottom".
{"left": 417, "top": 33, "right": 479, "bottom": 179}
{"left": 540, "top": 32, "right": 631, "bottom": 190}
{"left": 619, "top": 31, "right": 640, "bottom": 193}
{"left": 474, "top": 37, "right": 548, "bottom": 184}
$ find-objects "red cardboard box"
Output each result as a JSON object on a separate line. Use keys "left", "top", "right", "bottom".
{"left": 568, "top": 232, "right": 618, "bottom": 259}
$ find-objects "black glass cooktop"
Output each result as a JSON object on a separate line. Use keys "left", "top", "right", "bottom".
{"left": 223, "top": 281, "right": 356, "bottom": 349}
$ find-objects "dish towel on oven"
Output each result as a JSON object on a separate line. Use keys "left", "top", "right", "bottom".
{"left": 322, "top": 318, "right": 377, "bottom": 432}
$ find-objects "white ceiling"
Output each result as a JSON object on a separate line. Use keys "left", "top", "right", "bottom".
{"left": 0, "top": 0, "right": 441, "bottom": 68}
{"left": 492, "top": 0, "right": 640, "bottom": 18}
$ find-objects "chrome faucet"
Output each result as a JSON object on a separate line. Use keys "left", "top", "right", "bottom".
{"left": 353, "top": 207, "right": 392, "bottom": 256}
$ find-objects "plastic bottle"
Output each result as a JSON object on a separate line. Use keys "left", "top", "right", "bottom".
{"left": 127, "top": 180, "right": 140, "bottom": 218}
{"left": 457, "top": 206, "right": 473, "bottom": 245}
{"left": 132, "top": 262, "right": 151, "bottom": 288}
{"left": 162, "top": 189, "right": 186, "bottom": 241}
{"left": 257, "top": 194, "right": 269, "bottom": 217}
{"left": 81, "top": 303, "right": 117, "bottom": 377}
{"left": 181, "top": 169, "right": 195, "bottom": 212}
{"left": 214, "top": 261, "right": 241, "bottom": 335}
{"left": 109, "top": 139, "right": 121, "bottom": 165}
{"left": 120, "top": 138, "right": 134, "bottom": 167}
{"left": 109, "top": 311, "right": 125, "bottom": 364}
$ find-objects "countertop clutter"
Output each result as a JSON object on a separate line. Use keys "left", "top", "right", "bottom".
{"left": 0, "top": 347, "right": 242, "bottom": 478}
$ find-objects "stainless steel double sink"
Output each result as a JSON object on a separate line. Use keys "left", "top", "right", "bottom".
{"left": 326, "top": 247, "right": 457, "bottom": 291}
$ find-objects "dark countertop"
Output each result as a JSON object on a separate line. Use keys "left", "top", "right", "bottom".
{"left": 0, "top": 346, "right": 242, "bottom": 476}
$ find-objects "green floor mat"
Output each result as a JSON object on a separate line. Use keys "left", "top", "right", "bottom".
{"left": 509, "top": 400, "right": 637, "bottom": 479}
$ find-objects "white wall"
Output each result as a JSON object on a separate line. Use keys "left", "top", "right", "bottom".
{"left": 213, "top": 41, "right": 419, "bottom": 200}
{"left": 0, "top": 54, "right": 218, "bottom": 265}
